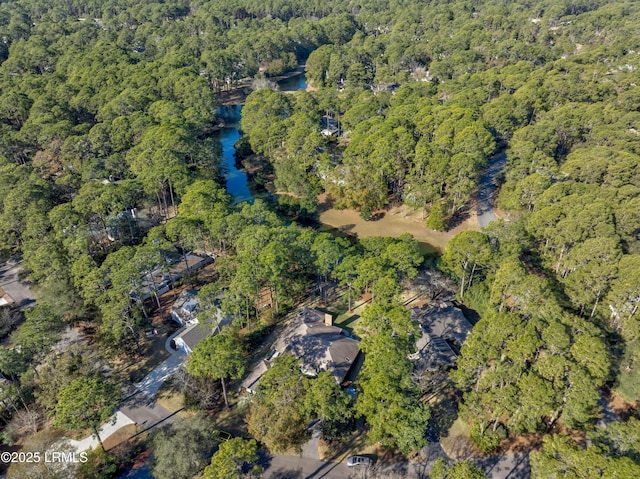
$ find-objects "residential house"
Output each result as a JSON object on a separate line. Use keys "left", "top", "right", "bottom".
{"left": 242, "top": 308, "right": 360, "bottom": 394}
{"left": 172, "top": 322, "right": 210, "bottom": 355}
{"left": 171, "top": 289, "right": 200, "bottom": 326}
{"left": 409, "top": 301, "right": 473, "bottom": 375}
{"left": 320, "top": 116, "right": 340, "bottom": 137}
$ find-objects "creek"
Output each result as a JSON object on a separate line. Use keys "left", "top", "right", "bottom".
{"left": 214, "top": 71, "right": 307, "bottom": 203}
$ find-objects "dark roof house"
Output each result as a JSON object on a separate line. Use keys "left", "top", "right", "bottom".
{"left": 172, "top": 322, "right": 210, "bottom": 355}
{"left": 242, "top": 308, "right": 360, "bottom": 393}
{"left": 410, "top": 301, "right": 473, "bottom": 374}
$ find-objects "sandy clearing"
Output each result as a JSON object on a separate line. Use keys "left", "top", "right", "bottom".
{"left": 317, "top": 196, "right": 479, "bottom": 252}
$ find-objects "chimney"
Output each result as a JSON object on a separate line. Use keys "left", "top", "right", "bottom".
{"left": 324, "top": 313, "right": 333, "bottom": 327}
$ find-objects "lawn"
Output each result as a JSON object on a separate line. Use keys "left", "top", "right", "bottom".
{"left": 440, "top": 417, "right": 474, "bottom": 459}
{"left": 155, "top": 381, "right": 192, "bottom": 419}
{"left": 318, "top": 425, "right": 377, "bottom": 463}
{"left": 103, "top": 424, "right": 139, "bottom": 451}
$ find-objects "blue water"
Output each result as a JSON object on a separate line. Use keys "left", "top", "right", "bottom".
{"left": 214, "top": 71, "right": 306, "bottom": 204}
{"left": 213, "top": 105, "right": 254, "bottom": 204}
{"left": 278, "top": 72, "right": 307, "bottom": 91}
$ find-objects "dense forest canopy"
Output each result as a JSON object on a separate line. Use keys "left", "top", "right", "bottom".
{"left": 1, "top": 0, "right": 640, "bottom": 476}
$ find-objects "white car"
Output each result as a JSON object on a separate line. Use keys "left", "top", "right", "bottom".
{"left": 346, "top": 456, "right": 372, "bottom": 467}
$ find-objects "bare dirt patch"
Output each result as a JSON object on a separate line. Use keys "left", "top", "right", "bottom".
{"left": 607, "top": 389, "right": 639, "bottom": 419}
{"left": 103, "top": 424, "right": 138, "bottom": 451}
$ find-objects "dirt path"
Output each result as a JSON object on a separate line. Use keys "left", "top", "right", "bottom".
{"left": 317, "top": 196, "right": 478, "bottom": 252}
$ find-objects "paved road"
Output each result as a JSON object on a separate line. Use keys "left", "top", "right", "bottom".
{"left": 477, "top": 150, "right": 507, "bottom": 228}
{"left": 476, "top": 453, "right": 531, "bottom": 479}
{"left": 263, "top": 442, "right": 526, "bottom": 479}
{"left": 0, "top": 257, "right": 35, "bottom": 308}
{"left": 263, "top": 456, "right": 350, "bottom": 479}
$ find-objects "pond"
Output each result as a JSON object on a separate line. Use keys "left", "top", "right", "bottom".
{"left": 214, "top": 70, "right": 441, "bottom": 254}
{"left": 277, "top": 71, "right": 307, "bottom": 91}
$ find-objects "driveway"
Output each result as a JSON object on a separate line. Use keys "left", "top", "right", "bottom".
{"left": 0, "top": 257, "right": 36, "bottom": 308}
{"left": 120, "top": 394, "right": 175, "bottom": 430}
{"left": 476, "top": 150, "right": 507, "bottom": 228}
{"left": 66, "top": 411, "right": 135, "bottom": 452}
{"left": 263, "top": 455, "right": 350, "bottom": 479}
{"left": 64, "top": 330, "right": 189, "bottom": 453}
{"left": 130, "top": 351, "right": 186, "bottom": 399}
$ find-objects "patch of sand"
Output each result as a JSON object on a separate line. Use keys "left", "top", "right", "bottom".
{"left": 318, "top": 197, "right": 479, "bottom": 252}
{"left": 607, "top": 389, "right": 639, "bottom": 420}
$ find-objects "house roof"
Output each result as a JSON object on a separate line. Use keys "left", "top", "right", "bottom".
{"left": 242, "top": 308, "right": 360, "bottom": 393}
{"left": 0, "top": 292, "right": 12, "bottom": 307}
{"left": 172, "top": 289, "right": 200, "bottom": 321}
{"left": 241, "top": 359, "right": 270, "bottom": 393}
{"left": 410, "top": 302, "right": 473, "bottom": 373}
{"left": 173, "top": 289, "right": 199, "bottom": 308}
{"left": 274, "top": 308, "right": 360, "bottom": 384}
{"left": 174, "top": 322, "right": 209, "bottom": 350}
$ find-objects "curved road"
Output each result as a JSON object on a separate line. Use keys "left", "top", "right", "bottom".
{"left": 476, "top": 150, "right": 507, "bottom": 229}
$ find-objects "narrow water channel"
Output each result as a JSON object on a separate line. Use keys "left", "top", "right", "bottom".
{"left": 214, "top": 71, "right": 307, "bottom": 204}
{"left": 213, "top": 105, "right": 253, "bottom": 204}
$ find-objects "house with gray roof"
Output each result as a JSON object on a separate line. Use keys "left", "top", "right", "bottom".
{"left": 171, "top": 289, "right": 200, "bottom": 326}
{"left": 171, "top": 322, "right": 210, "bottom": 355}
{"left": 242, "top": 308, "right": 360, "bottom": 394}
{"left": 409, "top": 301, "right": 473, "bottom": 375}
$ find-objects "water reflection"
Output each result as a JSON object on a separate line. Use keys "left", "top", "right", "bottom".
{"left": 278, "top": 72, "right": 307, "bottom": 91}
{"left": 213, "top": 105, "right": 253, "bottom": 204}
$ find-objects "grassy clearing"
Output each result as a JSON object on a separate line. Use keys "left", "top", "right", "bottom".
{"left": 103, "top": 424, "right": 138, "bottom": 451}
{"left": 440, "top": 417, "right": 474, "bottom": 459}
{"left": 155, "top": 381, "right": 192, "bottom": 419}
{"left": 317, "top": 196, "right": 477, "bottom": 253}
{"left": 318, "top": 426, "right": 377, "bottom": 462}
{"left": 208, "top": 393, "right": 251, "bottom": 438}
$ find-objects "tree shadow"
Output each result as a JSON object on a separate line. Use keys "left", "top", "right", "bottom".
{"left": 338, "top": 224, "right": 356, "bottom": 235}
{"left": 447, "top": 209, "right": 470, "bottom": 230}
{"left": 338, "top": 314, "right": 360, "bottom": 331}
{"left": 268, "top": 468, "right": 304, "bottom": 479}
{"left": 429, "top": 392, "right": 459, "bottom": 441}
{"left": 317, "top": 196, "right": 334, "bottom": 214}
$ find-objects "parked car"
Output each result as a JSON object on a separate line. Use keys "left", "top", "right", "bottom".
{"left": 346, "top": 456, "right": 372, "bottom": 467}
